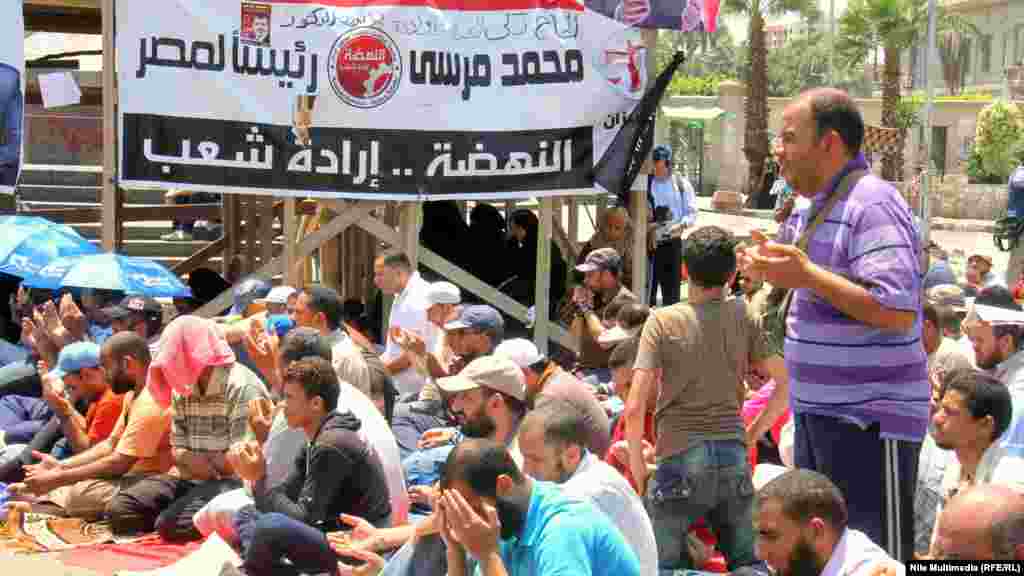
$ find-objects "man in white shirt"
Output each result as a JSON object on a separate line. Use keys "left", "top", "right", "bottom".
{"left": 518, "top": 400, "right": 658, "bottom": 575}
{"left": 647, "top": 144, "right": 698, "bottom": 306}
{"left": 756, "top": 469, "right": 901, "bottom": 576}
{"left": 374, "top": 252, "right": 438, "bottom": 399}
{"left": 928, "top": 368, "right": 1023, "bottom": 554}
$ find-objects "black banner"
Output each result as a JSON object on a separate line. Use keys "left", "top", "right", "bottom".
{"left": 122, "top": 113, "right": 593, "bottom": 199}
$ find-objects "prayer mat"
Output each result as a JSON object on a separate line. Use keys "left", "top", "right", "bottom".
{"left": 0, "top": 508, "right": 114, "bottom": 553}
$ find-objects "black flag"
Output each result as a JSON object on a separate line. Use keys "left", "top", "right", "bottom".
{"left": 593, "top": 51, "right": 686, "bottom": 204}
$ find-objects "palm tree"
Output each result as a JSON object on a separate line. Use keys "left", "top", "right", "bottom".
{"left": 837, "top": 0, "right": 971, "bottom": 181}
{"left": 723, "top": 0, "right": 818, "bottom": 198}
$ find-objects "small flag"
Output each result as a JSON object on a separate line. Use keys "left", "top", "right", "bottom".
{"left": 593, "top": 51, "right": 686, "bottom": 204}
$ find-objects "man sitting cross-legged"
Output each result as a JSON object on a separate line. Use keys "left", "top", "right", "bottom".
{"left": 9, "top": 332, "right": 171, "bottom": 519}
{"left": 224, "top": 356, "right": 391, "bottom": 576}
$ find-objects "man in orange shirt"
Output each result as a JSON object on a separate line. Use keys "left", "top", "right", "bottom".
{"left": 10, "top": 333, "right": 171, "bottom": 520}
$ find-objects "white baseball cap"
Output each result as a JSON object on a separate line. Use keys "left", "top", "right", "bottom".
{"left": 493, "top": 338, "right": 545, "bottom": 369}
{"left": 426, "top": 282, "right": 461, "bottom": 306}
{"left": 255, "top": 285, "right": 297, "bottom": 306}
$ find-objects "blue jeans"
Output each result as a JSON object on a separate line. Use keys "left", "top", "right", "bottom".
{"left": 646, "top": 439, "right": 760, "bottom": 575}
{"left": 235, "top": 507, "right": 340, "bottom": 576}
{"left": 0, "top": 394, "right": 53, "bottom": 444}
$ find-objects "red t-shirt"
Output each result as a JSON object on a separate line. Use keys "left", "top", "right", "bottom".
{"left": 85, "top": 388, "right": 126, "bottom": 445}
{"left": 604, "top": 411, "right": 655, "bottom": 493}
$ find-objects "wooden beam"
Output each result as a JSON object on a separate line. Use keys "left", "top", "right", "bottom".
{"left": 100, "top": 0, "right": 119, "bottom": 252}
{"left": 223, "top": 195, "right": 240, "bottom": 279}
{"left": 171, "top": 237, "right": 226, "bottom": 276}
{"left": 398, "top": 203, "right": 422, "bottom": 268}
{"left": 283, "top": 198, "right": 300, "bottom": 285}
{"left": 356, "top": 214, "right": 577, "bottom": 352}
{"left": 568, "top": 198, "right": 579, "bottom": 248}
{"left": 195, "top": 202, "right": 380, "bottom": 318}
{"left": 631, "top": 175, "right": 649, "bottom": 304}
{"left": 244, "top": 200, "right": 259, "bottom": 274}
{"left": 24, "top": 8, "right": 102, "bottom": 34}
{"left": 260, "top": 198, "right": 275, "bottom": 272}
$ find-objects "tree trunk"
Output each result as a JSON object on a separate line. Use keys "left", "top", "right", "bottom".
{"left": 744, "top": 9, "right": 769, "bottom": 197}
{"left": 881, "top": 43, "right": 903, "bottom": 182}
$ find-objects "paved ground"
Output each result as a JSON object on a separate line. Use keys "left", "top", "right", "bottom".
{"left": 566, "top": 196, "right": 1009, "bottom": 280}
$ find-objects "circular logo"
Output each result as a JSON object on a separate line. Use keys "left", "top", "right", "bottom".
{"left": 328, "top": 28, "right": 401, "bottom": 109}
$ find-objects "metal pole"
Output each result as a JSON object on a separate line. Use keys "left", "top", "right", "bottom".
{"left": 829, "top": 0, "right": 835, "bottom": 86}
{"left": 533, "top": 198, "right": 552, "bottom": 356}
{"left": 921, "top": 0, "right": 937, "bottom": 247}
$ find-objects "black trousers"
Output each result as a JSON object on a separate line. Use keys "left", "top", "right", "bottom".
{"left": 650, "top": 238, "right": 683, "bottom": 306}
{"left": 108, "top": 475, "right": 241, "bottom": 541}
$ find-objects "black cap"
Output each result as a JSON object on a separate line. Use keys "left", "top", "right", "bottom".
{"left": 104, "top": 295, "right": 163, "bottom": 320}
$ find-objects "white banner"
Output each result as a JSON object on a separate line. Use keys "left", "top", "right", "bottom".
{"left": 118, "top": 0, "right": 648, "bottom": 200}
{"left": 0, "top": 0, "right": 25, "bottom": 196}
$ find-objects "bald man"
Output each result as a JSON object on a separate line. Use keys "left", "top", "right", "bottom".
{"left": 932, "top": 484, "right": 1024, "bottom": 560}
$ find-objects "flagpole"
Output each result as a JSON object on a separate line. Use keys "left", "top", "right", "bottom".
{"left": 829, "top": 0, "right": 835, "bottom": 85}
{"left": 921, "top": 0, "right": 937, "bottom": 247}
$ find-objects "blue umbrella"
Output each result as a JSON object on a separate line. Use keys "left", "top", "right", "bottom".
{"left": 25, "top": 253, "right": 192, "bottom": 298}
{"left": 0, "top": 215, "right": 100, "bottom": 280}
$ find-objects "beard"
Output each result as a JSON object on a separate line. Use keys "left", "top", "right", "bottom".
{"left": 461, "top": 409, "right": 497, "bottom": 439}
{"left": 781, "top": 538, "right": 826, "bottom": 576}
{"left": 110, "top": 371, "right": 136, "bottom": 395}
{"left": 494, "top": 493, "right": 527, "bottom": 540}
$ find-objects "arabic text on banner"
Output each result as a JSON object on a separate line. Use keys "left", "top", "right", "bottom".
{"left": 0, "top": 0, "right": 25, "bottom": 196}
{"left": 118, "top": 0, "right": 653, "bottom": 200}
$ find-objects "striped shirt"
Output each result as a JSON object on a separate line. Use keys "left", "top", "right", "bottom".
{"left": 171, "top": 362, "right": 269, "bottom": 453}
{"left": 784, "top": 153, "right": 929, "bottom": 442}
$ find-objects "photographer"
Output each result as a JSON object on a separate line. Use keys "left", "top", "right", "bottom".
{"left": 647, "top": 144, "right": 698, "bottom": 306}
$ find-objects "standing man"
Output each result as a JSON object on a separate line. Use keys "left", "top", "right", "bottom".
{"left": 628, "top": 225, "right": 769, "bottom": 573}
{"left": 648, "top": 144, "right": 698, "bottom": 306}
{"left": 742, "top": 88, "right": 927, "bottom": 561}
{"left": 374, "top": 252, "right": 438, "bottom": 400}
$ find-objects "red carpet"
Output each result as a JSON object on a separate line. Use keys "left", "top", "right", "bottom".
{"left": 57, "top": 535, "right": 203, "bottom": 575}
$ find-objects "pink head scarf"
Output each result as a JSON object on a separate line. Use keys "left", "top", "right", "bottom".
{"left": 148, "top": 315, "right": 236, "bottom": 408}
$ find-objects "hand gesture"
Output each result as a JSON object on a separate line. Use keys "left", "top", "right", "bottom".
{"left": 335, "top": 514, "right": 380, "bottom": 552}
{"left": 244, "top": 318, "right": 279, "bottom": 384}
{"left": 440, "top": 489, "right": 501, "bottom": 561}
{"left": 59, "top": 294, "right": 87, "bottom": 340}
{"left": 41, "top": 300, "right": 62, "bottom": 336}
{"left": 408, "top": 484, "right": 435, "bottom": 507}
{"left": 23, "top": 450, "right": 63, "bottom": 477}
{"left": 417, "top": 428, "right": 455, "bottom": 450}
{"left": 21, "top": 469, "right": 62, "bottom": 495}
{"left": 227, "top": 440, "right": 266, "bottom": 483}
{"left": 248, "top": 397, "right": 276, "bottom": 446}
{"left": 20, "top": 317, "right": 36, "bottom": 349}
{"left": 333, "top": 547, "right": 386, "bottom": 576}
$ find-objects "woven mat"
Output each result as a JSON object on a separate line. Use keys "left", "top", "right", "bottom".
{"left": 0, "top": 512, "right": 114, "bottom": 553}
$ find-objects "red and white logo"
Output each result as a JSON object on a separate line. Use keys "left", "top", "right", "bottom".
{"left": 596, "top": 30, "right": 648, "bottom": 100}
{"left": 327, "top": 28, "right": 401, "bottom": 109}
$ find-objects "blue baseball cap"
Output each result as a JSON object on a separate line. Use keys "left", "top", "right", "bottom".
{"left": 265, "top": 314, "right": 295, "bottom": 338}
{"left": 48, "top": 341, "right": 102, "bottom": 380}
{"left": 444, "top": 305, "right": 504, "bottom": 333}
{"left": 652, "top": 145, "right": 672, "bottom": 162}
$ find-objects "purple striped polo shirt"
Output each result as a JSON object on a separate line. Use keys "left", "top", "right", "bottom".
{"left": 783, "top": 154, "right": 929, "bottom": 442}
